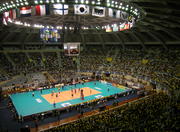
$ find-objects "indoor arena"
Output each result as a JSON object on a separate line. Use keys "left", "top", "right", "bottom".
{"left": 0, "top": 0, "right": 179, "bottom": 132}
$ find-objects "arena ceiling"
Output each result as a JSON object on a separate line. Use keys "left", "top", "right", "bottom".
{"left": 0, "top": 0, "right": 180, "bottom": 49}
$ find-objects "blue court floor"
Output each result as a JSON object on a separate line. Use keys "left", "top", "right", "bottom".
{"left": 10, "top": 81, "right": 129, "bottom": 117}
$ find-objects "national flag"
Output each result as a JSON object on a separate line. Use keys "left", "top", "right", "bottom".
{"left": 124, "top": 23, "right": 130, "bottom": 30}
{"left": 45, "top": 4, "right": 50, "bottom": 15}
{"left": 113, "top": 25, "right": 119, "bottom": 32}
{"left": 141, "top": 59, "right": 149, "bottom": 64}
{"left": 106, "top": 57, "right": 113, "bottom": 62}
{"left": 16, "top": 8, "right": 20, "bottom": 18}
{"left": 31, "top": 6, "right": 36, "bottom": 16}
{"left": 9, "top": 9, "right": 13, "bottom": 19}
{"left": 128, "top": 21, "right": 133, "bottom": 28}
{"left": 32, "top": 4, "right": 50, "bottom": 16}
{"left": 120, "top": 23, "right": 125, "bottom": 31}
{"left": 34, "top": 5, "right": 46, "bottom": 16}
{"left": 120, "top": 23, "right": 130, "bottom": 31}
{"left": 12, "top": 9, "right": 17, "bottom": 19}
{"left": 20, "top": 6, "right": 31, "bottom": 17}
{"left": 8, "top": 9, "right": 17, "bottom": 19}
{"left": 53, "top": 4, "right": 68, "bottom": 15}
{"left": 92, "top": 6, "right": 105, "bottom": 17}
{"left": 3, "top": 12, "right": 9, "bottom": 25}
{"left": 74, "top": 4, "right": 90, "bottom": 15}
{"left": 106, "top": 26, "right": 112, "bottom": 32}
{"left": 108, "top": 8, "right": 121, "bottom": 18}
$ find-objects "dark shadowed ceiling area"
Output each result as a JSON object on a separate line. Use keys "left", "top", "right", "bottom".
{"left": 0, "top": 0, "right": 180, "bottom": 49}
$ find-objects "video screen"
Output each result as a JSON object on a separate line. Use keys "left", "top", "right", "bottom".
{"left": 69, "top": 45, "right": 79, "bottom": 55}
{"left": 64, "top": 43, "right": 80, "bottom": 56}
{"left": 40, "top": 28, "right": 60, "bottom": 43}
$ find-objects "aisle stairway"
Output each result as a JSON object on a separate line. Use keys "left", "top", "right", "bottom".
{"left": 26, "top": 72, "right": 46, "bottom": 85}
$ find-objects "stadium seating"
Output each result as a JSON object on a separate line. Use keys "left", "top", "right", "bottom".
{"left": 44, "top": 93, "right": 179, "bottom": 132}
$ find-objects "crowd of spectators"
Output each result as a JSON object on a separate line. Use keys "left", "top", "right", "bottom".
{"left": 80, "top": 48, "right": 179, "bottom": 91}
{"left": 45, "top": 93, "right": 179, "bottom": 132}
{"left": 0, "top": 48, "right": 179, "bottom": 91}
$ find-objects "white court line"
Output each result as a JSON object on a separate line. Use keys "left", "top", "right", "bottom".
{"left": 95, "top": 95, "right": 104, "bottom": 99}
{"left": 36, "top": 98, "right": 42, "bottom": 103}
{"left": 95, "top": 87, "right": 102, "bottom": 90}
{"left": 61, "top": 102, "right": 71, "bottom": 107}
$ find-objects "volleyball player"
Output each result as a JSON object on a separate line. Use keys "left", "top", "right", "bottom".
{"left": 32, "top": 92, "right": 34, "bottom": 97}
{"left": 53, "top": 101, "right": 56, "bottom": 107}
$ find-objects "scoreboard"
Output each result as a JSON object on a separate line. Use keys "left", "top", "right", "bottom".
{"left": 64, "top": 42, "right": 80, "bottom": 56}
{"left": 40, "top": 28, "right": 60, "bottom": 43}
